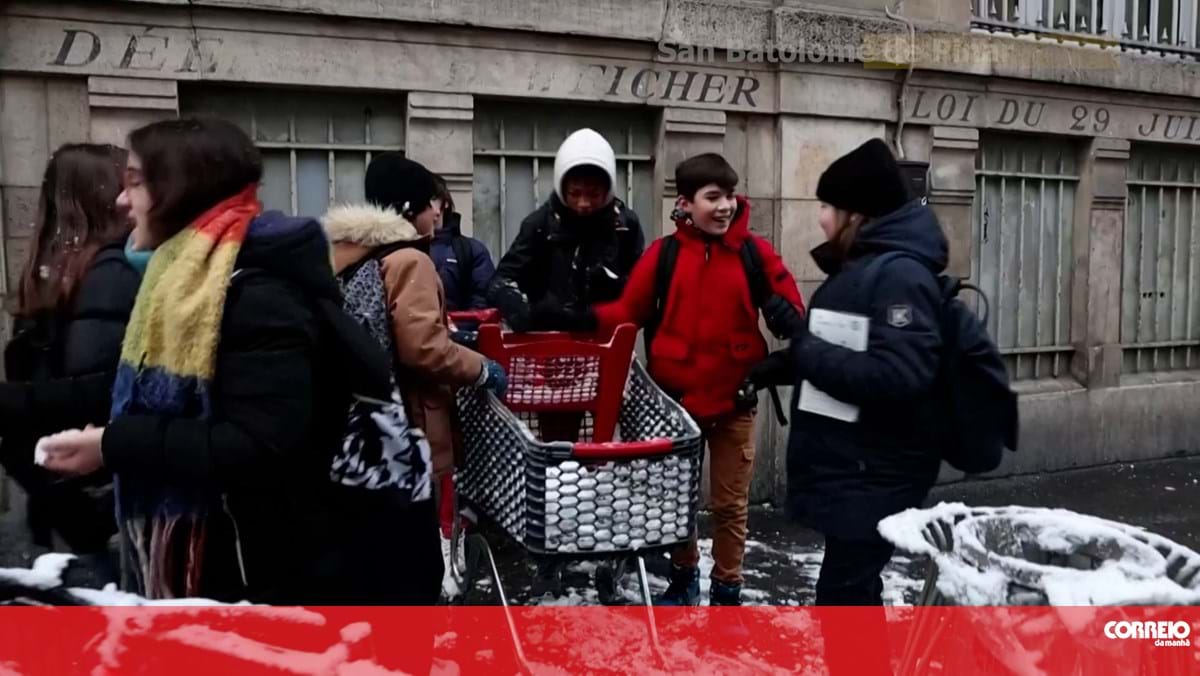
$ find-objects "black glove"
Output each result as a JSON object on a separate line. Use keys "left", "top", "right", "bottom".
{"left": 734, "top": 378, "right": 758, "bottom": 412}
{"left": 736, "top": 376, "right": 789, "bottom": 423}
{"left": 761, "top": 294, "right": 805, "bottom": 340}
{"left": 491, "top": 282, "right": 532, "bottom": 332}
{"left": 746, "top": 349, "right": 796, "bottom": 389}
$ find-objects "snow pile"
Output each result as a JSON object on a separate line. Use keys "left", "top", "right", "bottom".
{"left": 159, "top": 625, "right": 351, "bottom": 674}
{"left": 68, "top": 584, "right": 228, "bottom": 607}
{"left": 0, "top": 553, "right": 75, "bottom": 590}
{"left": 878, "top": 503, "right": 1200, "bottom": 606}
{"left": 430, "top": 658, "right": 461, "bottom": 676}
{"left": 149, "top": 623, "right": 398, "bottom": 676}
{"left": 336, "top": 661, "right": 404, "bottom": 676}
{"left": 1041, "top": 564, "right": 1200, "bottom": 606}
{"left": 876, "top": 502, "right": 971, "bottom": 557}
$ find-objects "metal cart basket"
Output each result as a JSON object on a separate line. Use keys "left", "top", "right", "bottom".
{"left": 451, "top": 323, "right": 703, "bottom": 664}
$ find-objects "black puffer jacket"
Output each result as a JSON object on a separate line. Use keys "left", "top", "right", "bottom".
{"left": 0, "top": 241, "right": 141, "bottom": 552}
{"left": 102, "top": 213, "right": 395, "bottom": 603}
{"left": 786, "top": 200, "right": 946, "bottom": 541}
{"left": 487, "top": 194, "right": 644, "bottom": 330}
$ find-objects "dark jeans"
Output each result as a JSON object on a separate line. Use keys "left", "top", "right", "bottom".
{"left": 325, "top": 496, "right": 443, "bottom": 675}
{"left": 325, "top": 497, "right": 444, "bottom": 605}
{"left": 816, "top": 534, "right": 895, "bottom": 606}
{"left": 815, "top": 534, "right": 896, "bottom": 676}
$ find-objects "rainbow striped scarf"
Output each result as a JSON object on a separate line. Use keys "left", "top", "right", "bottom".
{"left": 111, "top": 185, "right": 261, "bottom": 599}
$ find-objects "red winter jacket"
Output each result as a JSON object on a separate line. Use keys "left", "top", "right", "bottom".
{"left": 594, "top": 196, "right": 804, "bottom": 421}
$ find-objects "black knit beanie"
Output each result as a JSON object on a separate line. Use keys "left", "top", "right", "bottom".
{"left": 816, "top": 138, "right": 911, "bottom": 218}
{"left": 364, "top": 152, "right": 438, "bottom": 218}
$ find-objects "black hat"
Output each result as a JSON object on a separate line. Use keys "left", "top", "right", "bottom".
{"left": 364, "top": 153, "right": 438, "bottom": 218}
{"left": 816, "top": 139, "right": 911, "bottom": 218}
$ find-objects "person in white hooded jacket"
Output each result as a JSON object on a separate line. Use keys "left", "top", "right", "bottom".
{"left": 487, "top": 128, "right": 645, "bottom": 331}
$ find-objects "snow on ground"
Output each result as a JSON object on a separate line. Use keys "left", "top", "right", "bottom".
{"left": 429, "top": 658, "right": 461, "bottom": 676}
{"left": 0, "top": 552, "right": 74, "bottom": 590}
{"left": 506, "top": 537, "right": 925, "bottom": 607}
{"left": 68, "top": 585, "right": 232, "bottom": 607}
{"left": 158, "top": 625, "right": 351, "bottom": 675}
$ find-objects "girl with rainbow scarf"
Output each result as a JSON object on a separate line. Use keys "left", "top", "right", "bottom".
{"left": 36, "top": 118, "right": 400, "bottom": 606}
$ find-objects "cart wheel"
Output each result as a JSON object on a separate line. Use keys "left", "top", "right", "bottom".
{"left": 596, "top": 557, "right": 630, "bottom": 606}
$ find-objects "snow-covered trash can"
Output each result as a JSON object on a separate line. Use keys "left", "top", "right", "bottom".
{"left": 880, "top": 505, "right": 1200, "bottom": 676}
{"left": 879, "top": 503, "right": 1200, "bottom": 606}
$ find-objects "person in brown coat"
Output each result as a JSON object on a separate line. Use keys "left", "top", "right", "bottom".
{"left": 322, "top": 155, "right": 506, "bottom": 580}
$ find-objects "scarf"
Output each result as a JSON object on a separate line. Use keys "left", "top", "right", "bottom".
{"left": 123, "top": 235, "right": 153, "bottom": 275}
{"left": 111, "top": 185, "right": 261, "bottom": 599}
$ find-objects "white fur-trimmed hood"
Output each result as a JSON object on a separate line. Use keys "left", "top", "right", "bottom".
{"left": 321, "top": 203, "right": 423, "bottom": 246}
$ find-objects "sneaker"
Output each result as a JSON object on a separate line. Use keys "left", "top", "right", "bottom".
{"left": 654, "top": 565, "right": 700, "bottom": 606}
{"left": 709, "top": 579, "right": 743, "bottom": 606}
{"left": 709, "top": 580, "right": 751, "bottom": 641}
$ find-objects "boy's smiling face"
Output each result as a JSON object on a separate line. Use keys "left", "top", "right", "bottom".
{"left": 681, "top": 183, "right": 736, "bottom": 236}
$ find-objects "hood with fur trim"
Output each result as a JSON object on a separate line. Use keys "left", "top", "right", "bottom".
{"left": 321, "top": 203, "right": 425, "bottom": 247}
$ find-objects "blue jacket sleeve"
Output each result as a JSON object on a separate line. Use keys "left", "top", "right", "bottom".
{"left": 469, "top": 238, "right": 496, "bottom": 310}
{"left": 793, "top": 258, "right": 942, "bottom": 405}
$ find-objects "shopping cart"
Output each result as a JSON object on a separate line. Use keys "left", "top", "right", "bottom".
{"left": 447, "top": 309, "right": 501, "bottom": 348}
{"left": 450, "top": 322, "right": 703, "bottom": 663}
{"left": 447, "top": 308, "right": 501, "bottom": 328}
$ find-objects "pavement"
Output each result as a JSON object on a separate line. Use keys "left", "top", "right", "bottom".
{"left": 3, "top": 454, "right": 1200, "bottom": 605}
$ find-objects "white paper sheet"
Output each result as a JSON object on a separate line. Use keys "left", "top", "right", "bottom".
{"left": 807, "top": 308, "right": 869, "bottom": 352}
{"left": 798, "top": 381, "right": 860, "bottom": 423}
{"left": 799, "top": 309, "right": 869, "bottom": 422}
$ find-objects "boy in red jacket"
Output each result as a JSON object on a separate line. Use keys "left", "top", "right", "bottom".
{"left": 547, "top": 153, "right": 804, "bottom": 605}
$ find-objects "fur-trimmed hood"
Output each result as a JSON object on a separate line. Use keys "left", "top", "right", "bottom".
{"left": 321, "top": 203, "right": 425, "bottom": 247}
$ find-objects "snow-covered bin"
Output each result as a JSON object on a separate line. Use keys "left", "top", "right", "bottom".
{"left": 879, "top": 503, "right": 1200, "bottom": 605}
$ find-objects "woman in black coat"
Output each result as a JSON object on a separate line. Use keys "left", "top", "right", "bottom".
{"left": 35, "top": 118, "right": 408, "bottom": 608}
{"left": 786, "top": 139, "right": 946, "bottom": 607}
{"left": 0, "top": 144, "right": 139, "bottom": 580}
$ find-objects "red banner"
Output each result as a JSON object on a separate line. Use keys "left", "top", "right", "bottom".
{"left": 0, "top": 606, "right": 1197, "bottom": 675}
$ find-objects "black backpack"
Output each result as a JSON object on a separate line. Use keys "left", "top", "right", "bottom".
{"left": 645, "top": 236, "right": 796, "bottom": 347}
{"left": 860, "top": 252, "right": 1019, "bottom": 474}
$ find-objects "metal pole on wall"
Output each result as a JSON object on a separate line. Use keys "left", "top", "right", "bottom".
{"left": 0, "top": 80, "right": 9, "bottom": 513}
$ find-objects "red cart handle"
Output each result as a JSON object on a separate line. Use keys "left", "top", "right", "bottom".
{"left": 570, "top": 438, "right": 674, "bottom": 460}
{"left": 448, "top": 308, "right": 501, "bottom": 325}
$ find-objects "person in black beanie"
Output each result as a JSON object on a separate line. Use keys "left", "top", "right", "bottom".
{"left": 362, "top": 153, "right": 443, "bottom": 236}
{"left": 783, "top": 137, "right": 947, "bottom": 672}
{"left": 321, "top": 153, "right": 507, "bottom": 612}
{"left": 784, "top": 137, "right": 945, "bottom": 667}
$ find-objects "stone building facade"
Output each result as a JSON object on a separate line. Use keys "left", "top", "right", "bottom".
{"left": 4, "top": 0, "right": 1200, "bottom": 502}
